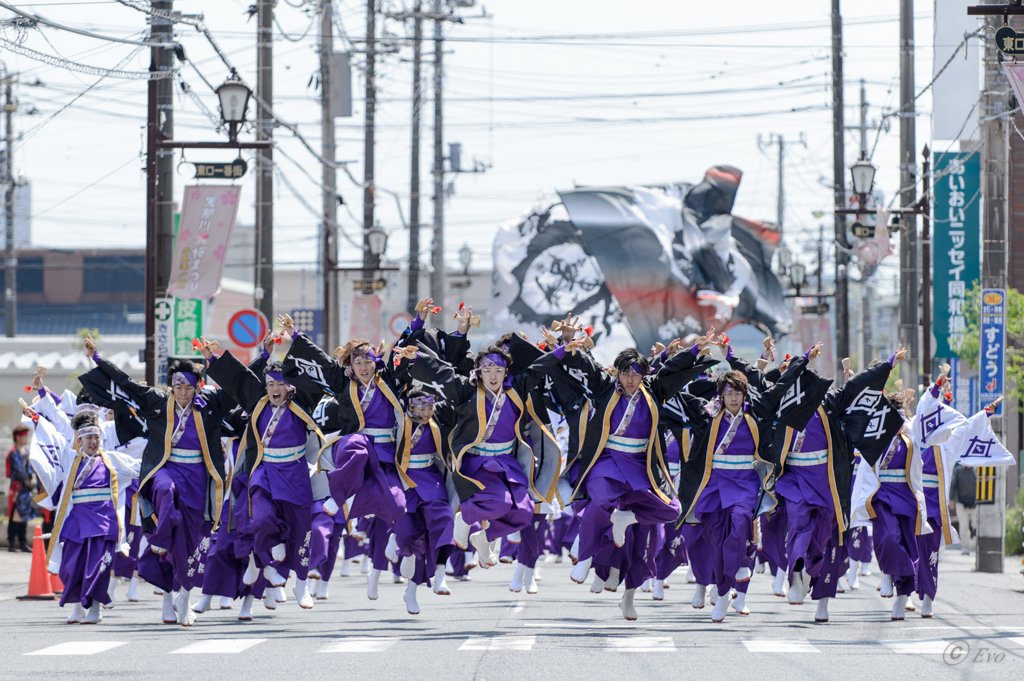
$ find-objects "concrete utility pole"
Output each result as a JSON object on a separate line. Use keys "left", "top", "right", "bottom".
{"left": 898, "top": 0, "right": 919, "bottom": 390}
{"left": 832, "top": 0, "right": 850, "bottom": 382}
{"left": 408, "top": 1, "right": 423, "bottom": 314}
{"left": 978, "top": 4, "right": 1008, "bottom": 574}
{"left": 4, "top": 76, "right": 15, "bottom": 337}
{"left": 255, "top": 0, "right": 275, "bottom": 323}
{"left": 320, "top": 0, "right": 339, "bottom": 350}
{"left": 363, "top": 0, "right": 378, "bottom": 272}
{"left": 777, "top": 135, "right": 785, "bottom": 230}
{"left": 859, "top": 78, "right": 873, "bottom": 367}
{"left": 430, "top": 0, "right": 446, "bottom": 314}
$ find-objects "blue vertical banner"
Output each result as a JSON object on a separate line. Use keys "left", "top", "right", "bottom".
{"left": 948, "top": 357, "right": 978, "bottom": 417}
{"left": 979, "top": 289, "right": 1006, "bottom": 415}
{"left": 932, "top": 151, "right": 981, "bottom": 359}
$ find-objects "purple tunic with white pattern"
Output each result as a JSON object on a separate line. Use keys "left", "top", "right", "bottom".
{"left": 248, "top": 405, "right": 313, "bottom": 506}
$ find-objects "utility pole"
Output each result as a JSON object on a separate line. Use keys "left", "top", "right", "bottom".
{"left": 408, "top": 1, "right": 423, "bottom": 313}
{"left": 859, "top": 78, "right": 873, "bottom": 367}
{"left": 818, "top": 222, "right": 825, "bottom": 292}
{"left": 978, "top": 4, "right": 1008, "bottom": 574}
{"left": 757, "top": 133, "right": 805, "bottom": 233}
{"left": 832, "top": 0, "right": 850, "bottom": 382}
{"left": 430, "top": 0, "right": 446, "bottom": 313}
{"left": 898, "top": 0, "right": 919, "bottom": 390}
{"left": 3, "top": 75, "right": 15, "bottom": 338}
{"left": 363, "top": 0, "right": 378, "bottom": 272}
{"left": 255, "top": 0, "right": 274, "bottom": 323}
{"left": 320, "top": 0, "right": 338, "bottom": 349}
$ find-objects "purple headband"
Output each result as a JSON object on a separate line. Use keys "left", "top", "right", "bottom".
{"left": 265, "top": 371, "right": 287, "bottom": 384}
{"left": 409, "top": 395, "right": 435, "bottom": 408}
{"left": 722, "top": 384, "right": 740, "bottom": 395}
{"left": 352, "top": 348, "right": 378, "bottom": 362}
{"left": 479, "top": 354, "right": 507, "bottom": 369}
{"left": 172, "top": 372, "right": 198, "bottom": 388}
{"left": 619, "top": 363, "right": 648, "bottom": 377}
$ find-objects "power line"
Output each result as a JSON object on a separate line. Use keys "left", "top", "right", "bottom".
{"left": 0, "top": 36, "right": 176, "bottom": 79}
{"left": 0, "top": 0, "right": 178, "bottom": 47}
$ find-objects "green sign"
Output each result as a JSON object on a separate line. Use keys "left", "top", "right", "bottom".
{"left": 174, "top": 298, "right": 203, "bottom": 356}
{"left": 932, "top": 151, "right": 980, "bottom": 359}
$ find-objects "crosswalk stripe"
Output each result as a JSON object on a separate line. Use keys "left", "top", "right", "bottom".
{"left": 743, "top": 639, "right": 820, "bottom": 653}
{"left": 25, "top": 641, "right": 127, "bottom": 656}
{"left": 169, "top": 639, "right": 266, "bottom": 654}
{"left": 881, "top": 640, "right": 950, "bottom": 655}
{"left": 319, "top": 638, "right": 399, "bottom": 653}
{"left": 460, "top": 636, "right": 536, "bottom": 651}
{"left": 604, "top": 636, "right": 676, "bottom": 652}
{"left": 1008, "top": 637, "right": 1024, "bottom": 648}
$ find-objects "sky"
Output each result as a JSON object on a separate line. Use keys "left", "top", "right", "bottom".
{"left": 0, "top": 0, "right": 966, "bottom": 302}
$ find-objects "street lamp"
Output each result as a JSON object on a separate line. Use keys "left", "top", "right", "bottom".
{"left": 789, "top": 261, "right": 806, "bottom": 295}
{"left": 459, "top": 243, "right": 472, "bottom": 275}
{"left": 216, "top": 75, "right": 251, "bottom": 143}
{"left": 777, "top": 245, "right": 792, "bottom": 274}
{"left": 367, "top": 222, "right": 389, "bottom": 260}
{"left": 850, "top": 155, "right": 876, "bottom": 203}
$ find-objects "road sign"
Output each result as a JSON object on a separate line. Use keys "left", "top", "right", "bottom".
{"left": 979, "top": 289, "right": 1005, "bottom": 416}
{"left": 801, "top": 302, "right": 830, "bottom": 315}
{"left": 996, "top": 25, "right": 1024, "bottom": 57}
{"left": 193, "top": 159, "right": 247, "bottom": 179}
{"left": 353, "top": 278, "right": 387, "bottom": 294}
{"left": 228, "top": 308, "right": 269, "bottom": 349}
{"left": 291, "top": 308, "right": 323, "bottom": 347}
{"left": 388, "top": 313, "right": 412, "bottom": 337}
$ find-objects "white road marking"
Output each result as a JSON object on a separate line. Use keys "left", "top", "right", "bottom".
{"left": 604, "top": 636, "right": 676, "bottom": 652}
{"left": 169, "top": 639, "right": 266, "bottom": 654}
{"left": 521, "top": 621, "right": 643, "bottom": 629}
{"left": 742, "top": 639, "right": 820, "bottom": 653}
{"left": 1005, "top": 637, "right": 1024, "bottom": 648}
{"left": 25, "top": 641, "right": 127, "bottom": 656}
{"left": 460, "top": 636, "right": 536, "bottom": 651}
{"left": 881, "top": 640, "right": 950, "bottom": 655}
{"left": 319, "top": 637, "right": 399, "bottom": 653}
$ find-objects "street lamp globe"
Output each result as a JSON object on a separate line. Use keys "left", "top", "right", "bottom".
{"left": 790, "top": 261, "right": 807, "bottom": 289}
{"left": 777, "top": 245, "right": 792, "bottom": 271}
{"left": 850, "top": 158, "right": 876, "bottom": 197}
{"left": 367, "top": 222, "right": 389, "bottom": 257}
{"left": 216, "top": 77, "right": 251, "bottom": 125}
{"left": 459, "top": 243, "right": 472, "bottom": 272}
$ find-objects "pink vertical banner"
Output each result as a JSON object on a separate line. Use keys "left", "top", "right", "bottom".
{"left": 167, "top": 185, "right": 241, "bottom": 299}
{"left": 349, "top": 294, "right": 383, "bottom": 344}
{"left": 793, "top": 305, "right": 835, "bottom": 379}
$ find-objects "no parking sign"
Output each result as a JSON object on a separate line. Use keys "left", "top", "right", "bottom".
{"left": 228, "top": 308, "right": 269, "bottom": 349}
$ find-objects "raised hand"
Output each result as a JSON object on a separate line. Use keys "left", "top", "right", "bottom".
{"left": 762, "top": 335, "right": 775, "bottom": 360}
{"left": 893, "top": 344, "right": 907, "bottom": 364}
{"left": 197, "top": 336, "right": 216, "bottom": 361}
{"left": 454, "top": 303, "right": 476, "bottom": 336}
{"left": 808, "top": 342, "right": 824, "bottom": 360}
{"left": 84, "top": 333, "right": 97, "bottom": 357}
{"left": 415, "top": 298, "right": 435, "bottom": 322}
{"left": 30, "top": 371, "right": 44, "bottom": 392}
{"left": 984, "top": 395, "right": 1004, "bottom": 413}
{"left": 666, "top": 338, "right": 684, "bottom": 356}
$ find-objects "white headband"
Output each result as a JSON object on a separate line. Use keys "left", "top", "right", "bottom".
{"left": 76, "top": 426, "right": 101, "bottom": 438}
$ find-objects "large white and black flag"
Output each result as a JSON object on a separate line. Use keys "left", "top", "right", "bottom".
{"left": 490, "top": 168, "right": 792, "bottom": 356}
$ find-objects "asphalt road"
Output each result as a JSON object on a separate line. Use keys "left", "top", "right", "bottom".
{"left": 1, "top": 550, "right": 1022, "bottom": 681}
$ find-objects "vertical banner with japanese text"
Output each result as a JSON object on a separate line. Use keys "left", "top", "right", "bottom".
{"left": 167, "top": 185, "right": 241, "bottom": 300}
{"left": 932, "top": 151, "right": 980, "bottom": 360}
{"left": 979, "top": 289, "right": 1005, "bottom": 416}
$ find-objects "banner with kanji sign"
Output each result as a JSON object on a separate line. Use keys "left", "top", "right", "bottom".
{"left": 167, "top": 185, "right": 241, "bottom": 300}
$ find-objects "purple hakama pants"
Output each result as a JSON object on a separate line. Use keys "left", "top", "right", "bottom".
{"left": 870, "top": 499, "right": 919, "bottom": 596}
{"left": 144, "top": 471, "right": 211, "bottom": 591}
{"left": 458, "top": 454, "right": 535, "bottom": 541}
{"left": 59, "top": 537, "right": 116, "bottom": 608}
{"left": 915, "top": 517, "right": 942, "bottom": 600}
{"left": 758, "top": 507, "right": 789, "bottom": 576}
{"left": 848, "top": 525, "right": 873, "bottom": 563}
{"left": 328, "top": 434, "right": 406, "bottom": 524}
{"left": 249, "top": 487, "right": 312, "bottom": 580}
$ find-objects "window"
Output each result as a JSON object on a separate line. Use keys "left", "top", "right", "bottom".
{"left": 84, "top": 255, "right": 145, "bottom": 293}
{"left": 0, "top": 256, "right": 43, "bottom": 293}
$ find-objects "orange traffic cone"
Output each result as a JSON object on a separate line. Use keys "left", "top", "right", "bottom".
{"left": 50, "top": 573, "right": 64, "bottom": 594}
{"left": 17, "top": 526, "right": 57, "bottom": 601}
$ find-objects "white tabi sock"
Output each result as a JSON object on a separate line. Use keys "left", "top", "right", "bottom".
{"left": 470, "top": 530, "right": 497, "bottom": 567}
{"left": 263, "top": 592, "right": 277, "bottom": 610}
{"left": 619, "top": 588, "right": 638, "bottom": 621}
{"left": 640, "top": 578, "right": 653, "bottom": 592}
{"left": 755, "top": 557, "right": 766, "bottom": 574}
{"left": 453, "top": 512, "right": 471, "bottom": 550}
{"left": 590, "top": 575, "right": 605, "bottom": 593}
{"left": 404, "top": 580, "right": 421, "bottom": 615}
{"left": 709, "top": 585, "right": 718, "bottom": 606}
{"left": 710, "top": 588, "right": 731, "bottom": 622}
{"left": 400, "top": 555, "right": 416, "bottom": 581}
{"left": 891, "top": 593, "right": 908, "bottom": 620}
{"left": 339, "top": 558, "right": 351, "bottom": 577}
{"left": 570, "top": 557, "right": 592, "bottom": 584}
{"left": 263, "top": 565, "right": 287, "bottom": 588}
{"left": 691, "top": 583, "right": 707, "bottom": 608}
{"left": 67, "top": 603, "right": 86, "bottom": 624}
{"left": 610, "top": 509, "right": 638, "bottom": 547}
{"left": 219, "top": 596, "right": 232, "bottom": 609}
{"left": 921, "top": 594, "right": 933, "bottom": 617}
{"left": 773, "top": 570, "right": 787, "bottom": 597}
{"left": 127, "top": 576, "right": 139, "bottom": 602}
{"left": 161, "top": 591, "right": 176, "bottom": 624}
{"left": 103, "top": 576, "right": 117, "bottom": 609}
{"left": 604, "top": 567, "right": 621, "bottom": 592}
{"left": 509, "top": 563, "right": 526, "bottom": 593}
{"left": 732, "top": 591, "right": 749, "bottom": 614}
{"left": 271, "top": 543, "right": 287, "bottom": 563}
{"left": 788, "top": 571, "right": 805, "bottom": 605}
{"left": 385, "top": 534, "right": 399, "bottom": 563}
{"left": 308, "top": 568, "right": 322, "bottom": 580}
{"left": 653, "top": 579, "right": 665, "bottom": 601}
{"left": 316, "top": 580, "right": 329, "bottom": 600}
{"left": 433, "top": 563, "right": 450, "bottom": 595}
{"left": 238, "top": 594, "right": 254, "bottom": 621}
{"left": 879, "top": 573, "right": 894, "bottom": 598}
{"left": 323, "top": 498, "right": 340, "bottom": 516}
{"left": 508, "top": 531, "right": 522, "bottom": 544}
{"left": 294, "top": 579, "right": 314, "bottom": 609}
{"left": 846, "top": 563, "right": 860, "bottom": 590}
{"left": 274, "top": 586, "right": 287, "bottom": 603}
{"left": 815, "top": 597, "right": 830, "bottom": 622}
{"left": 570, "top": 535, "right": 580, "bottom": 563}
{"left": 192, "top": 594, "right": 213, "bottom": 613}
{"left": 175, "top": 589, "right": 196, "bottom": 627}
{"left": 859, "top": 562, "right": 871, "bottom": 576}
{"left": 367, "top": 568, "right": 381, "bottom": 600}
{"left": 360, "top": 554, "right": 371, "bottom": 574}
{"left": 525, "top": 567, "right": 538, "bottom": 594}
{"left": 686, "top": 565, "right": 696, "bottom": 584}
{"left": 735, "top": 566, "right": 752, "bottom": 582}
{"left": 243, "top": 554, "right": 260, "bottom": 586}
{"left": 81, "top": 601, "right": 102, "bottom": 625}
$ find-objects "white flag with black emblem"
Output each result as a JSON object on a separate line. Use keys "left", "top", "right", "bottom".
{"left": 945, "top": 411, "right": 1015, "bottom": 467}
